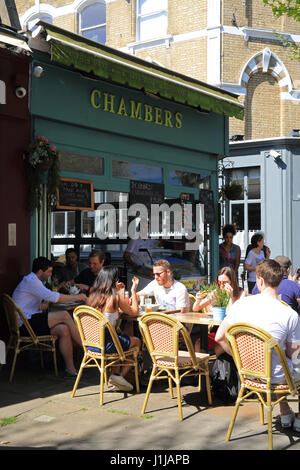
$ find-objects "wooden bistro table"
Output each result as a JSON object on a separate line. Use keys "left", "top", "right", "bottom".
{"left": 50, "top": 300, "right": 84, "bottom": 315}
{"left": 170, "top": 312, "right": 221, "bottom": 352}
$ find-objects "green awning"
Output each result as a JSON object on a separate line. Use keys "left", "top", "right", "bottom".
{"left": 35, "top": 22, "right": 244, "bottom": 120}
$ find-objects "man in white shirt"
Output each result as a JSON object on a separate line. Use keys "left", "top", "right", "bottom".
{"left": 12, "top": 257, "right": 87, "bottom": 377}
{"left": 215, "top": 259, "right": 300, "bottom": 430}
{"left": 137, "top": 259, "right": 189, "bottom": 312}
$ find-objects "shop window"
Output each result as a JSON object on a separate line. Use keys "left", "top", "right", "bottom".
{"left": 247, "top": 167, "right": 260, "bottom": 199}
{"left": 248, "top": 203, "right": 261, "bottom": 230}
{"left": 51, "top": 211, "right": 75, "bottom": 238}
{"left": 169, "top": 170, "right": 210, "bottom": 189}
{"left": 79, "top": 1, "right": 106, "bottom": 44}
{"left": 112, "top": 160, "right": 163, "bottom": 183}
{"left": 231, "top": 204, "right": 244, "bottom": 230}
{"left": 137, "top": 0, "right": 168, "bottom": 41}
{"left": 60, "top": 151, "right": 103, "bottom": 176}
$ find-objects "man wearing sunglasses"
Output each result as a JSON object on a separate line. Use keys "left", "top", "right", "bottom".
{"left": 137, "top": 259, "right": 189, "bottom": 312}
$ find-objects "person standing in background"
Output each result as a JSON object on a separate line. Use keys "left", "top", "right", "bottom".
{"left": 219, "top": 224, "right": 241, "bottom": 277}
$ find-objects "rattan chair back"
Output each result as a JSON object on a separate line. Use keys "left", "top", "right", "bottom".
{"left": 225, "top": 322, "right": 300, "bottom": 450}
{"left": 139, "top": 312, "right": 211, "bottom": 420}
{"left": 2, "top": 294, "right": 58, "bottom": 382}
{"left": 72, "top": 305, "right": 140, "bottom": 405}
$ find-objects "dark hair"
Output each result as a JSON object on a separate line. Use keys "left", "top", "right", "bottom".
{"left": 88, "top": 250, "right": 105, "bottom": 263}
{"left": 65, "top": 248, "right": 78, "bottom": 258}
{"left": 256, "top": 259, "right": 283, "bottom": 288}
{"left": 251, "top": 233, "right": 264, "bottom": 248}
{"left": 32, "top": 257, "right": 53, "bottom": 273}
{"left": 216, "top": 266, "right": 240, "bottom": 298}
{"left": 222, "top": 224, "right": 236, "bottom": 239}
{"left": 87, "top": 266, "right": 119, "bottom": 311}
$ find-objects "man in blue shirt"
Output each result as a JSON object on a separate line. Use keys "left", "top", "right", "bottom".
{"left": 252, "top": 256, "right": 300, "bottom": 314}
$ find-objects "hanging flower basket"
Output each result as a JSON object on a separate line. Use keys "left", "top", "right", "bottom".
{"left": 23, "top": 136, "right": 61, "bottom": 213}
{"left": 219, "top": 181, "right": 243, "bottom": 201}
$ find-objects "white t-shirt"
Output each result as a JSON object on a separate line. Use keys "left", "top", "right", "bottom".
{"left": 12, "top": 272, "right": 60, "bottom": 324}
{"left": 224, "top": 294, "right": 300, "bottom": 383}
{"left": 245, "top": 249, "right": 265, "bottom": 282}
{"left": 142, "top": 279, "right": 190, "bottom": 310}
{"left": 125, "top": 239, "right": 159, "bottom": 266}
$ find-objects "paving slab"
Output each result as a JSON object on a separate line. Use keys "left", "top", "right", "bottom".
{"left": 1, "top": 361, "right": 300, "bottom": 453}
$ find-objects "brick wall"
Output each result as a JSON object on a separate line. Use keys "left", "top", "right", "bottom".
{"left": 14, "top": 0, "right": 300, "bottom": 141}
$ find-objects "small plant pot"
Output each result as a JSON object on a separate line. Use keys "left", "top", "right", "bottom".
{"left": 212, "top": 306, "right": 226, "bottom": 322}
{"left": 36, "top": 160, "right": 53, "bottom": 172}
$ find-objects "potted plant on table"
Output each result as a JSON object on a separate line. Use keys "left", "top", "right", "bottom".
{"left": 210, "top": 285, "right": 230, "bottom": 321}
{"left": 24, "top": 136, "right": 61, "bottom": 213}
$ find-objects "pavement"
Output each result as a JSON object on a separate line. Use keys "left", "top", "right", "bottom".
{"left": 1, "top": 353, "right": 300, "bottom": 455}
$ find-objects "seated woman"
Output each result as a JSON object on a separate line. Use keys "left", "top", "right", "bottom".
{"left": 87, "top": 266, "right": 141, "bottom": 392}
{"left": 192, "top": 267, "right": 245, "bottom": 355}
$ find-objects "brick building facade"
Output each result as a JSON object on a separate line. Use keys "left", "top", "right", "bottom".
{"left": 15, "top": 0, "right": 300, "bottom": 141}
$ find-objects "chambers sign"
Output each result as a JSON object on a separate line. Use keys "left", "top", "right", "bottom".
{"left": 90, "top": 89, "right": 183, "bottom": 129}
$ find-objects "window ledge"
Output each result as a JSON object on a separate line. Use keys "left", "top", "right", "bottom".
{"left": 127, "top": 34, "right": 173, "bottom": 52}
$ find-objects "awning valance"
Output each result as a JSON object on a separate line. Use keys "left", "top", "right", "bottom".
{"left": 33, "top": 22, "right": 244, "bottom": 120}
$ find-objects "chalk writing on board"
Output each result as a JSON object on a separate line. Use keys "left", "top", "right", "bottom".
{"left": 56, "top": 178, "right": 94, "bottom": 211}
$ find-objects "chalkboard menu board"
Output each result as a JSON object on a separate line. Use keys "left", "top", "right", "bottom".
{"left": 56, "top": 178, "right": 94, "bottom": 211}
{"left": 129, "top": 180, "right": 165, "bottom": 210}
{"left": 198, "top": 189, "right": 215, "bottom": 224}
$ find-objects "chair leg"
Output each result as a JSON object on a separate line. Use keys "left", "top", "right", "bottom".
{"left": 9, "top": 349, "right": 19, "bottom": 383}
{"left": 259, "top": 401, "right": 264, "bottom": 425}
{"left": 175, "top": 368, "right": 183, "bottom": 421}
{"left": 52, "top": 347, "right": 58, "bottom": 377}
{"left": 71, "top": 359, "right": 85, "bottom": 398}
{"left": 134, "top": 360, "right": 140, "bottom": 393}
{"left": 168, "top": 376, "right": 174, "bottom": 398}
{"left": 266, "top": 392, "right": 273, "bottom": 450}
{"left": 141, "top": 366, "right": 156, "bottom": 415}
{"left": 226, "top": 386, "right": 244, "bottom": 441}
{"left": 205, "top": 370, "right": 212, "bottom": 405}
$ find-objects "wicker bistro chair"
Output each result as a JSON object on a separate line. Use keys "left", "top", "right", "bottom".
{"left": 2, "top": 294, "right": 58, "bottom": 382}
{"left": 71, "top": 305, "right": 140, "bottom": 405}
{"left": 139, "top": 312, "right": 212, "bottom": 420}
{"left": 225, "top": 322, "right": 300, "bottom": 450}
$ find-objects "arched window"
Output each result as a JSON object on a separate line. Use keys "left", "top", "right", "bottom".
{"left": 79, "top": 1, "right": 106, "bottom": 44}
{"left": 137, "top": 0, "right": 168, "bottom": 41}
{"left": 27, "top": 13, "right": 53, "bottom": 31}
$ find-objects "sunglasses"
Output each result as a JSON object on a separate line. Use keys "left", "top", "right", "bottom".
{"left": 153, "top": 271, "right": 166, "bottom": 278}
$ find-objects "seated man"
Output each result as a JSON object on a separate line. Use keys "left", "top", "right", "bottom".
{"left": 215, "top": 259, "right": 300, "bottom": 430}
{"left": 12, "top": 256, "right": 87, "bottom": 377}
{"left": 60, "top": 248, "right": 87, "bottom": 283}
{"left": 251, "top": 255, "right": 300, "bottom": 313}
{"left": 74, "top": 250, "right": 105, "bottom": 294}
{"left": 137, "top": 259, "right": 189, "bottom": 313}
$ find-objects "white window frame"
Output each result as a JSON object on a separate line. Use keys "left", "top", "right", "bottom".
{"left": 136, "top": 0, "right": 168, "bottom": 42}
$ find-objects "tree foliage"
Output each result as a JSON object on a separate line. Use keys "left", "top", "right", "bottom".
{"left": 263, "top": 1, "right": 300, "bottom": 60}
{"left": 263, "top": 1, "right": 300, "bottom": 21}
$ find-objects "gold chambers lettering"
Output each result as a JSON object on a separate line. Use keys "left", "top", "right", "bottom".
{"left": 90, "top": 89, "right": 183, "bottom": 129}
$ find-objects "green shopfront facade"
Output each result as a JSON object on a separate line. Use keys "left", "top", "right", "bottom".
{"left": 29, "top": 22, "right": 243, "bottom": 283}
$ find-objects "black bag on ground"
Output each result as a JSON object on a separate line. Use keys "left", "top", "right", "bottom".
{"left": 210, "top": 353, "right": 240, "bottom": 404}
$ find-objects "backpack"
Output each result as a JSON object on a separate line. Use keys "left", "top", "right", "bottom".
{"left": 210, "top": 353, "right": 240, "bottom": 404}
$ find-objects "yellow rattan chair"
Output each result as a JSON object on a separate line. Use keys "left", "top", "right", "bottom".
{"left": 71, "top": 305, "right": 140, "bottom": 405}
{"left": 225, "top": 322, "right": 300, "bottom": 450}
{"left": 2, "top": 294, "right": 58, "bottom": 382}
{"left": 139, "top": 312, "right": 212, "bottom": 420}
